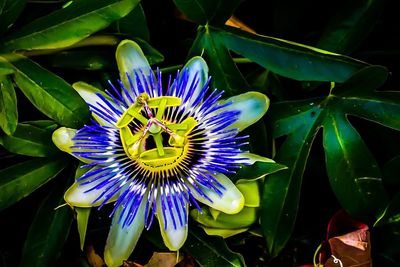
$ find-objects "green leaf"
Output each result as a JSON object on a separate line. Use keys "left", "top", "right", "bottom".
{"left": 46, "top": 50, "right": 115, "bottom": 71}
{"left": 27, "top": 120, "right": 58, "bottom": 131}
{"left": 323, "top": 111, "right": 388, "bottom": 218}
{"left": 0, "top": 75, "right": 17, "bottom": 135}
{"left": 45, "top": 38, "right": 163, "bottom": 70}
{"left": 0, "top": 158, "right": 66, "bottom": 211}
{"left": 262, "top": 66, "right": 393, "bottom": 256}
{"left": 261, "top": 105, "right": 322, "bottom": 257}
{"left": 19, "top": 176, "right": 73, "bottom": 267}
{"left": 0, "top": 58, "right": 14, "bottom": 75}
{"left": 2, "top": 0, "right": 140, "bottom": 51}
{"left": 9, "top": 54, "right": 90, "bottom": 128}
{"left": 232, "top": 161, "right": 287, "bottom": 183}
{"left": 134, "top": 38, "right": 164, "bottom": 65}
{"left": 184, "top": 226, "right": 246, "bottom": 267}
{"left": 214, "top": 25, "right": 367, "bottom": 82}
{"left": 173, "top": 0, "right": 240, "bottom": 25}
{"left": 374, "top": 193, "right": 400, "bottom": 227}
{"left": 0, "top": 122, "right": 59, "bottom": 157}
{"left": 0, "top": 0, "right": 26, "bottom": 35}
{"left": 317, "top": 0, "right": 384, "bottom": 54}
{"left": 110, "top": 4, "right": 150, "bottom": 41}
{"left": 189, "top": 26, "right": 249, "bottom": 96}
{"left": 383, "top": 155, "right": 400, "bottom": 187}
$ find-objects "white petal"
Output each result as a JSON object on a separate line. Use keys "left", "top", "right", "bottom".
{"left": 104, "top": 197, "right": 147, "bottom": 267}
{"left": 179, "top": 56, "right": 208, "bottom": 106}
{"left": 52, "top": 127, "right": 91, "bottom": 163}
{"left": 116, "top": 40, "right": 154, "bottom": 99}
{"left": 191, "top": 172, "right": 244, "bottom": 214}
{"left": 72, "top": 82, "right": 121, "bottom": 127}
{"left": 64, "top": 173, "right": 120, "bottom": 207}
{"left": 156, "top": 196, "right": 188, "bottom": 251}
{"left": 211, "top": 91, "right": 269, "bottom": 132}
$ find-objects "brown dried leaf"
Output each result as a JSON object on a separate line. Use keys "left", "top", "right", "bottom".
{"left": 86, "top": 245, "right": 104, "bottom": 267}
{"left": 144, "top": 252, "right": 183, "bottom": 267}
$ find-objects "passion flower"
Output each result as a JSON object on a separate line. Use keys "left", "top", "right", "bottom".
{"left": 52, "top": 40, "right": 269, "bottom": 267}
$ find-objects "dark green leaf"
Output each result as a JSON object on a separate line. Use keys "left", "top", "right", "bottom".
{"left": 0, "top": 58, "right": 14, "bottom": 75}
{"left": 262, "top": 66, "right": 394, "bottom": 256}
{"left": 0, "top": 0, "right": 26, "bottom": 35}
{"left": 19, "top": 175, "right": 73, "bottom": 267}
{"left": 173, "top": 0, "right": 240, "bottom": 25}
{"left": 0, "top": 75, "right": 17, "bottom": 135}
{"left": 134, "top": 38, "right": 164, "bottom": 65}
{"left": 323, "top": 111, "right": 388, "bottom": 219}
{"left": 215, "top": 25, "right": 367, "bottom": 82}
{"left": 383, "top": 155, "right": 400, "bottom": 187}
{"left": 0, "top": 122, "right": 59, "bottom": 157}
{"left": 332, "top": 65, "right": 388, "bottom": 95}
{"left": 26, "top": 120, "right": 58, "bottom": 131}
{"left": 0, "top": 158, "right": 66, "bottom": 211}
{"left": 190, "top": 27, "right": 249, "bottom": 96}
{"left": 9, "top": 54, "right": 90, "bottom": 128}
{"left": 184, "top": 226, "right": 246, "bottom": 267}
{"left": 317, "top": 0, "right": 384, "bottom": 54}
{"left": 45, "top": 38, "right": 163, "bottom": 70}
{"left": 110, "top": 4, "right": 150, "bottom": 41}
{"left": 47, "top": 50, "right": 115, "bottom": 70}
{"left": 2, "top": 0, "right": 140, "bottom": 51}
{"left": 261, "top": 105, "right": 322, "bottom": 257}
{"left": 342, "top": 92, "right": 400, "bottom": 131}
{"left": 374, "top": 193, "right": 400, "bottom": 227}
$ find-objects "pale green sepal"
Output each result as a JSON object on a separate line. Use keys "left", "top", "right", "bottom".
{"left": 200, "top": 226, "right": 248, "bottom": 238}
{"left": 156, "top": 197, "right": 188, "bottom": 251}
{"left": 104, "top": 197, "right": 147, "bottom": 267}
{"left": 236, "top": 180, "right": 260, "bottom": 208}
{"left": 76, "top": 207, "right": 91, "bottom": 250}
{"left": 64, "top": 174, "right": 119, "bottom": 207}
{"left": 72, "top": 81, "right": 119, "bottom": 127}
{"left": 209, "top": 208, "right": 221, "bottom": 220}
{"left": 116, "top": 40, "right": 153, "bottom": 99}
{"left": 180, "top": 57, "right": 208, "bottom": 106}
{"left": 238, "top": 152, "right": 275, "bottom": 165}
{"left": 52, "top": 127, "right": 92, "bottom": 163}
{"left": 191, "top": 172, "right": 244, "bottom": 214}
{"left": 190, "top": 206, "right": 258, "bottom": 229}
{"left": 212, "top": 92, "right": 269, "bottom": 132}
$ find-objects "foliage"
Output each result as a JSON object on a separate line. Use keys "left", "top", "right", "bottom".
{"left": 1, "top": 0, "right": 400, "bottom": 266}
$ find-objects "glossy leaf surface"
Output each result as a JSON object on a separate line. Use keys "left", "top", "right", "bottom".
{"left": 173, "top": 0, "right": 240, "bottom": 25}
{"left": 0, "top": 75, "right": 17, "bottom": 135}
{"left": 19, "top": 177, "right": 73, "bottom": 267}
{"left": 261, "top": 66, "right": 392, "bottom": 256}
{"left": 184, "top": 227, "right": 246, "bottom": 267}
{"left": 10, "top": 54, "right": 90, "bottom": 128}
{"left": 2, "top": 0, "right": 140, "bottom": 51}
{"left": 0, "top": 158, "right": 66, "bottom": 211}
{"left": 0, "top": 122, "right": 59, "bottom": 157}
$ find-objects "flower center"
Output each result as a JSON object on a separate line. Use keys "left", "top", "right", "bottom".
{"left": 116, "top": 93, "right": 197, "bottom": 172}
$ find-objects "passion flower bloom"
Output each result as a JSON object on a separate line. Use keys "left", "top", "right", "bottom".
{"left": 52, "top": 40, "right": 269, "bottom": 267}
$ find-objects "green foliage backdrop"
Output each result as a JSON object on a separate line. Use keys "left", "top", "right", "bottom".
{"left": 1, "top": 0, "right": 400, "bottom": 266}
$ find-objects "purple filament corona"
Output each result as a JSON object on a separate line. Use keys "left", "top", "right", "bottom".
{"left": 70, "top": 67, "right": 249, "bottom": 230}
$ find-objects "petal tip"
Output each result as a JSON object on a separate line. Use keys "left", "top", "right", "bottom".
{"left": 52, "top": 127, "right": 76, "bottom": 153}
